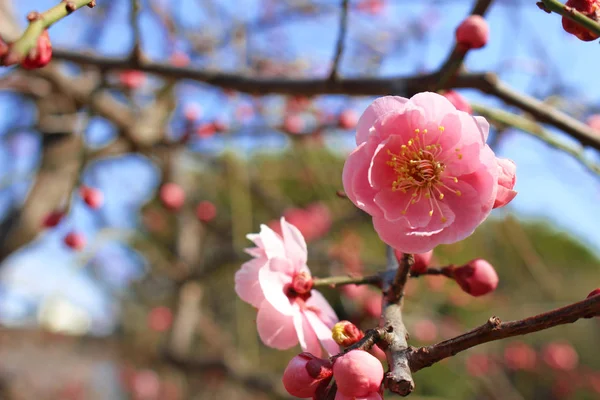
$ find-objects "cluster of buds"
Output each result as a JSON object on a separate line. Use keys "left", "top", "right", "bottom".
{"left": 158, "top": 182, "right": 217, "bottom": 222}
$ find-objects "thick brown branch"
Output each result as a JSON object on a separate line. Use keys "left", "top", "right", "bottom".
{"left": 407, "top": 295, "right": 600, "bottom": 372}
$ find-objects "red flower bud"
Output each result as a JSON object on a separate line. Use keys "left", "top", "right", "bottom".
{"left": 282, "top": 353, "right": 333, "bottom": 398}
{"left": 455, "top": 15, "right": 489, "bottom": 50}
{"left": 119, "top": 70, "right": 145, "bottom": 90}
{"left": 452, "top": 259, "right": 498, "bottom": 296}
{"left": 442, "top": 90, "right": 472, "bottom": 114}
{"left": 338, "top": 109, "right": 358, "bottom": 130}
{"left": 542, "top": 342, "right": 578, "bottom": 371}
{"left": 79, "top": 186, "right": 104, "bottom": 209}
{"left": 394, "top": 249, "right": 433, "bottom": 274}
{"left": 195, "top": 201, "right": 217, "bottom": 222}
{"left": 159, "top": 183, "right": 185, "bottom": 211}
{"left": 21, "top": 30, "right": 52, "bottom": 69}
{"left": 64, "top": 231, "right": 86, "bottom": 251}
{"left": 587, "top": 288, "right": 600, "bottom": 298}
{"left": 42, "top": 210, "right": 64, "bottom": 228}
{"left": 333, "top": 350, "right": 383, "bottom": 398}
{"left": 562, "top": 0, "right": 600, "bottom": 41}
{"left": 332, "top": 321, "right": 364, "bottom": 346}
{"left": 283, "top": 114, "right": 304, "bottom": 134}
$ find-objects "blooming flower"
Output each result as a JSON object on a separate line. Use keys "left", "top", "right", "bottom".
{"left": 343, "top": 93, "right": 515, "bottom": 253}
{"left": 235, "top": 218, "right": 339, "bottom": 357}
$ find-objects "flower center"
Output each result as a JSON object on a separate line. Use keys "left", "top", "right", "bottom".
{"left": 386, "top": 126, "right": 462, "bottom": 222}
{"left": 284, "top": 272, "right": 313, "bottom": 301}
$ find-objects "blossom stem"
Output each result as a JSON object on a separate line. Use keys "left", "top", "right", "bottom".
{"left": 3, "top": 0, "right": 95, "bottom": 65}
{"left": 539, "top": 0, "right": 600, "bottom": 37}
{"left": 313, "top": 274, "right": 382, "bottom": 287}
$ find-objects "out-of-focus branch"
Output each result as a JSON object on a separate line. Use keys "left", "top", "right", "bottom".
{"left": 2, "top": 0, "right": 95, "bottom": 65}
{"left": 473, "top": 103, "right": 600, "bottom": 176}
{"left": 328, "top": 0, "right": 349, "bottom": 81}
{"left": 408, "top": 294, "right": 600, "bottom": 372}
{"left": 49, "top": 49, "right": 600, "bottom": 152}
{"left": 539, "top": 0, "right": 600, "bottom": 36}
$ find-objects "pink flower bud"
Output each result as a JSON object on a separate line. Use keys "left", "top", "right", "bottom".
{"left": 453, "top": 259, "right": 498, "bottom": 296}
{"left": 42, "top": 210, "right": 64, "bottom": 228}
{"left": 504, "top": 341, "right": 536, "bottom": 371}
{"left": 362, "top": 292, "right": 382, "bottom": 318}
{"left": 21, "top": 30, "right": 52, "bottom": 69}
{"left": 339, "top": 109, "right": 358, "bottom": 130}
{"left": 562, "top": 0, "right": 600, "bottom": 41}
{"left": 283, "top": 114, "right": 304, "bottom": 134}
{"left": 442, "top": 91, "right": 472, "bottom": 114}
{"left": 335, "top": 392, "right": 383, "bottom": 400}
{"left": 587, "top": 288, "right": 600, "bottom": 298}
{"left": 333, "top": 350, "right": 383, "bottom": 397}
{"left": 412, "top": 318, "right": 438, "bottom": 342}
{"left": 170, "top": 51, "right": 190, "bottom": 67}
{"left": 79, "top": 186, "right": 104, "bottom": 209}
{"left": 493, "top": 158, "right": 517, "bottom": 209}
{"left": 465, "top": 354, "right": 494, "bottom": 377}
{"left": 64, "top": 232, "right": 86, "bottom": 251}
{"left": 132, "top": 370, "right": 160, "bottom": 399}
{"left": 542, "top": 342, "right": 578, "bottom": 371}
{"left": 119, "top": 70, "right": 145, "bottom": 90}
{"left": 147, "top": 306, "right": 173, "bottom": 332}
{"left": 160, "top": 183, "right": 185, "bottom": 211}
{"left": 195, "top": 201, "right": 217, "bottom": 222}
{"left": 291, "top": 272, "right": 314, "bottom": 295}
{"left": 282, "top": 353, "right": 333, "bottom": 398}
{"left": 196, "top": 123, "right": 216, "bottom": 138}
{"left": 587, "top": 114, "right": 600, "bottom": 132}
{"left": 332, "top": 321, "right": 364, "bottom": 346}
{"left": 455, "top": 15, "right": 489, "bottom": 50}
{"left": 394, "top": 249, "right": 433, "bottom": 274}
{"left": 340, "top": 284, "right": 368, "bottom": 300}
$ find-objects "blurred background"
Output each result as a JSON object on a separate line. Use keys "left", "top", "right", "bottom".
{"left": 0, "top": 0, "right": 599, "bottom": 399}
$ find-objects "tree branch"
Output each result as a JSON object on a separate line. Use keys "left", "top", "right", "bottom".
{"left": 407, "top": 294, "right": 600, "bottom": 373}
{"left": 539, "top": 0, "right": 600, "bottom": 37}
{"left": 328, "top": 0, "right": 349, "bottom": 81}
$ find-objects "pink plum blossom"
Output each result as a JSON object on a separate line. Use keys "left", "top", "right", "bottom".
{"left": 342, "top": 92, "right": 514, "bottom": 253}
{"left": 234, "top": 218, "right": 339, "bottom": 357}
{"left": 335, "top": 392, "right": 383, "bottom": 400}
{"left": 282, "top": 353, "right": 333, "bottom": 398}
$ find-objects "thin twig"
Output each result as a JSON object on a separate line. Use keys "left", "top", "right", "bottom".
{"left": 540, "top": 0, "right": 600, "bottom": 37}
{"left": 328, "top": 0, "right": 349, "bottom": 81}
{"left": 408, "top": 294, "right": 600, "bottom": 372}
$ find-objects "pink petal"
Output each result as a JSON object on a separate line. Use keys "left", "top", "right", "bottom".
{"left": 440, "top": 141, "right": 482, "bottom": 177}
{"left": 372, "top": 216, "right": 443, "bottom": 253}
{"left": 335, "top": 392, "right": 383, "bottom": 400}
{"left": 356, "top": 96, "right": 409, "bottom": 145}
{"left": 367, "top": 137, "right": 400, "bottom": 191}
{"left": 259, "top": 257, "right": 294, "bottom": 315}
{"left": 493, "top": 157, "right": 517, "bottom": 208}
{"left": 369, "top": 107, "right": 424, "bottom": 144}
{"left": 306, "top": 290, "right": 339, "bottom": 328}
{"left": 342, "top": 140, "right": 384, "bottom": 218}
{"left": 474, "top": 115, "right": 490, "bottom": 142}
{"left": 234, "top": 257, "right": 266, "bottom": 307}
{"left": 408, "top": 92, "right": 457, "bottom": 124}
{"left": 256, "top": 300, "right": 298, "bottom": 350}
{"left": 279, "top": 217, "right": 308, "bottom": 268}
{"left": 244, "top": 246, "right": 264, "bottom": 258}
{"left": 257, "top": 224, "right": 286, "bottom": 259}
{"left": 457, "top": 112, "right": 488, "bottom": 146}
{"left": 296, "top": 311, "right": 323, "bottom": 357}
{"left": 304, "top": 309, "right": 340, "bottom": 356}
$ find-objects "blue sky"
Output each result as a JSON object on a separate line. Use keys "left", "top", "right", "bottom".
{"left": 0, "top": 0, "right": 598, "bottom": 334}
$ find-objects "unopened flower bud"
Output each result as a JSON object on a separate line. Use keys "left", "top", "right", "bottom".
{"left": 282, "top": 353, "right": 333, "bottom": 398}
{"left": 21, "top": 30, "right": 53, "bottom": 69}
{"left": 42, "top": 210, "right": 64, "bottom": 228}
{"left": 562, "top": 0, "right": 600, "bottom": 41}
{"left": 333, "top": 350, "right": 383, "bottom": 397}
{"left": 339, "top": 109, "right": 358, "bottom": 130}
{"left": 159, "top": 183, "right": 185, "bottom": 211}
{"left": 291, "top": 272, "right": 313, "bottom": 295}
{"left": 64, "top": 231, "right": 86, "bottom": 251}
{"left": 442, "top": 90, "right": 472, "bottom": 114}
{"left": 455, "top": 15, "right": 489, "bottom": 50}
{"left": 504, "top": 341, "right": 536, "bottom": 371}
{"left": 332, "top": 321, "right": 364, "bottom": 346}
{"left": 394, "top": 249, "right": 433, "bottom": 274}
{"left": 452, "top": 259, "right": 498, "bottom": 296}
{"left": 542, "top": 342, "right": 578, "bottom": 371}
{"left": 80, "top": 186, "right": 104, "bottom": 209}
{"left": 587, "top": 288, "right": 600, "bottom": 298}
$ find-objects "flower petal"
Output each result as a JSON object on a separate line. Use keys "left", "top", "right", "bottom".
{"left": 342, "top": 140, "right": 384, "bottom": 218}
{"left": 306, "top": 290, "right": 339, "bottom": 328}
{"left": 304, "top": 309, "right": 340, "bottom": 356}
{"left": 234, "top": 257, "right": 266, "bottom": 307}
{"left": 256, "top": 300, "right": 298, "bottom": 350}
{"left": 258, "top": 257, "right": 294, "bottom": 315}
{"left": 280, "top": 217, "right": 308, "bottom": 268}
{"left": 409, "top": 92, "right": 457, "bottom": 124}
{"left": 257, "top": 224, "right": 286, "bottom": 259}
{"left": 356, "top": 96, "right": 409, "bottom": 145}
